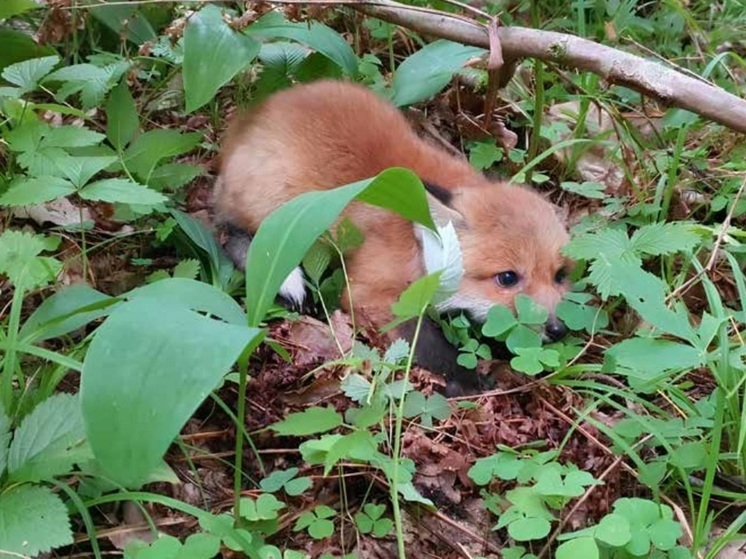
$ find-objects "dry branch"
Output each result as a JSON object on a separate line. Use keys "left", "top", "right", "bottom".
{"left": 270, "top": 0, "right": 746, "bottom": 134}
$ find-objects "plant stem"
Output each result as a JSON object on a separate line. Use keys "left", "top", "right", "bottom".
{"left": 389, "top": 311, "right": 425, "bottom": 559}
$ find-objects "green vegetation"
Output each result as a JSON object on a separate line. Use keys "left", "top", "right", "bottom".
{"left": 1, "top": 1, "right": 745, "bottom": 558}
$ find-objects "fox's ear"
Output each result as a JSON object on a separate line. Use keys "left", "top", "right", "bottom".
{"left": 423, "top": 181, "right": 466, "bottom": 229}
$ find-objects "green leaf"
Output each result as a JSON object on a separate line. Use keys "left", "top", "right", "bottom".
{"left": 284, "top": 476, "right": 312, "bottom": 496}
{"left": 8, "top": 393, "right": 89, "bottom": 482}
{"left": 173, "top": 259, "right": 200, "bottom": 280}
{"left": 245, "top": 167, "right": 434, "bottom": 326}
{"left": 482, "top": 305, "right": 518, "bottom": 338}
{"left": 20, "top": 284, "right": 115, "bottom": 343}
{"left": 629, "top": 222, "right": 701, "bottom": 256}
{"left": 469, "top": 140, "right": 503, "bottom": 170}
{"left": 595, "top": 513, "right": 632, "bottom": 547}
{"left": 1, "top": 55, "right": 59, "bottom": 94}
{"left": 669, "top": 441, "right": 707, "bottom": 469}
{"left": 391, "top": 40, "right": 486, "bottom": 106}
{"left": 43, "top": 125, "right": 105, "bottom": 148}
{"left": 515, "top": 294, "right": 549, "bottom": 325}
{"left": 247, "top": 12, "right": 358, "bottom": 77}
{"left": 126, "top": 278, "right": 246, "bottom": 325}
{"left": 269, "top": 407, "right": 343, "bottom": 437}
{"left": 259, "top": 468, "right": 299, "bottom": 493}
{"left": 81, "top": 297, "right": 262, "bottom": 487}
{"left": 106, "top": 79, "right": 139, "bottom": 150}
{"left": 148, "top": 163, "right": 202, "bottom": 191}
{"left": 239, "top": 494, "right": 285, "bottom": 522}
{"left": 560, "top": 181, "right": 606, "bottom": 199}
{"left": 78, "top": 178, "right": 167, "bottom": 205}
{"left": 0, "top": 0, "right": 40, "bottom": 19}
{"left": 171, "top": 210, "right": 235, "bottom": 290}
{"left": 505, "top": 325, "right": 542, "bottom": 353}
{"left": 0, "top": 485, "right": 73, "bottom": 556}
{"left": 605, "top": 337, "right": 704, "bottom": 390}
{"left": 0, "top": 176, "right": 75, "bottom": 206}
{"left": 507, "top": 517, "right": 551, "bottom": 541}
{"left": 0, "top": 30, "right": 57, "bottom": 74}
{"left": 323, "top": 431, "right": 380, "bottom": 475}
{"left": 386, "top": 272, "right": 441, "bottom": 330}
{"left": 52, "top": 154, "right": 118, "bottom": 187}
{"left": 555, "top": 293, "right": 608, "bottom": 334}
{"left": 46, "top": 60, "right": 130, "bottom": 109}
{"left": 89, "top": 3, "right": 157, "bottom": 46}
{"left": 403, "top": 391, "right": 450, "bottom": 427}
{"left": 183, "top": 4, "right": 261, "bottom": 112}
{"left": 0, "top": 230, "right": 61, "bottom": 289}
{"left": 556, "top": 537, "right": 599, "bottom": 559}
{"left": 124, "top": 129, "right": 201, "bottom": 181}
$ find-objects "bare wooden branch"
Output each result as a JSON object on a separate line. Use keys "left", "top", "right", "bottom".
{"left": 266, "top": 0, "right": 746, "bottom": 134}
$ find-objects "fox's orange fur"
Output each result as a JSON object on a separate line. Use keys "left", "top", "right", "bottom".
{"left": 214, "top": 80, "right": 571, "bottom": 332}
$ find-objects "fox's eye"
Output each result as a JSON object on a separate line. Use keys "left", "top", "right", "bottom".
{"left": 496, "top": 271, "right": 520, "bottom": 287}
{"left": 554, "top": 268, "right": 568, "bottom": 284}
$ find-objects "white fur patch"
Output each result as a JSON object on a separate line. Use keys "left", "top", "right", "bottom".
{"left": 414, "top": 221, "right": 464, "bottom": 306}
{"left": 278, "top": 266, "right": 306, "bottom": 307}
{"left": 436, "top": 293, "right": 492, "bottom": 322}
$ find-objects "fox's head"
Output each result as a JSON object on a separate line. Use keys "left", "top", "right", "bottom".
{"left": 423, "top": 180, "right": 572, "bottom": 341}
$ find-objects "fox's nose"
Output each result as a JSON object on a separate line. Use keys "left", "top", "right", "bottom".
{"left": 544, "top": 317, "right": 567, "bottom": 341}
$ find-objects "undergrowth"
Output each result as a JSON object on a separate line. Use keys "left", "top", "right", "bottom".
{"left": 1, "top": 1, "right": 745, "bottom": 558}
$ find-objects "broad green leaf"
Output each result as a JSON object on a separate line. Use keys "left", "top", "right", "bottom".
{"left": 124, "top": 129, "right": 201, "bottom": 181}
{"left": 245, "top": 168, "right": 435, "bottom": 326}
{"left": 1, "top": 55, "right": 59, "bottom": 94}
{"left": 253, "top": 42, "right": 308, "bottom": 101}
{"left": 0, "top": 230, "right": 61, "bottom": 289}
{"left": 630, "top": 222, "right": 701, "bottom": 256}
{"left": 0, "top": 485, "right": 73, "bottom": 556}
{"left": 269, "top": 407, "right": 343, "bottom": 437}
{"left": 469, "top": 140, "right": 503, "bottom": 170}
{"left": 515, "top": 294, "right": 549, "bottom": 325}
{"left": 386, "top": 272, "right": 442, "bottom": 330}
{"left": 171, "top": 209, "right": 235, "bottom": 290}
{"left": 8, "top": 393, "right": 89, "bottom": 482}
{"left": 173, "top": 259, "right": 200, "bottom": 280}
{"left": 259, "top": 468, "right": 299, "bottom": 493}
{"left": 595, "top": 513, "right": 632, "bottom": 547}
{"left": 148, "top": 162, "right": 201, "bottom": 191}
{"left": 0, "top": 176, "right": 75, "bottom": 206}
{"left": 560, "top": 181, "right": 606, "bottom": 199}
{"left": 482, "top": 305, "right": 518, "bottom": 338}
{"left": 81, "top": 297, "right": 262, "bottom": 487}
{"left": 20, "top": 284, "right": 116, "bottom": 343}
{"left": 53, "top": 154, "right": 118, "bottom": 187}
{"left": 669, "top": 441, "right": 707, "bottom": 469}
{"left": 89, "top": 3, "right": 157, "bottom": 45}
{"left": 556, "top": 537, "right": 599, "bottom": 559}
{"left": 46, "top": 60, "right": 130, "bottom": 109}
{"left": 0, "top": 30, "right": 57, "bottom": 73}
{"left": 247, "top": 12, "right": 357, "bottom": 77}
{"left": 323, "top": 430, "right": 380, "bottom": 475}
{"left": 0, "top": 0, "right": 40, "bottom": 19}
{"left": 507, "top": 517, "right": 551, "bottom": 541}
{"left": 391, "top": 40, "right": 486, "bottom": 106}
{"left": 605, "top": 337, "right": 704, "bottom": 390}
{"left": 106, "top": 79, "right": 139, "bottom": 150}
{"left": 78, "top": 178, "right": 167, "bottom": 205}
{"left": 125, "top": 277, "right": 246, "bottom": 325}
{"left": 183, "top": 4, "right": 261, "bottom": 112}
{"left": 42, "top": 125, "right": 105, "bottom": 148}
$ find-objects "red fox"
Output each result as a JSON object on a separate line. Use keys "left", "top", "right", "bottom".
{"left": 214, "top": 80, "right": 571, "bottom": 391}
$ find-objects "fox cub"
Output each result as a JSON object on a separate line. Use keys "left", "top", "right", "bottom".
{"left": 214, "top": 80, "right": 571, "bottom": 392}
